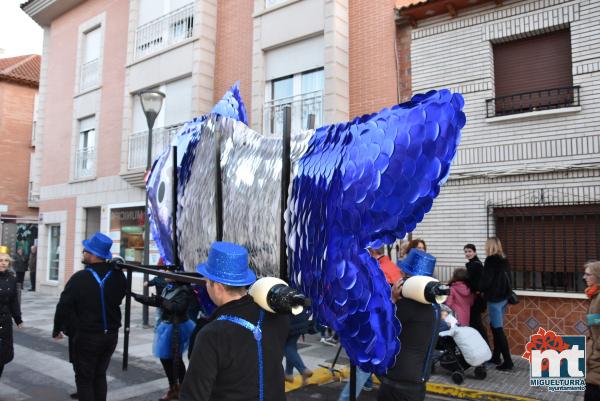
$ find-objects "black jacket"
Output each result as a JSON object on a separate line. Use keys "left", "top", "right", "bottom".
{"left": 53, "top": 263, "right": 126, "bottom": 336}
{"left": 134, "top": 282, "right": 192, "bottom": 324}
{"left": 180, "top": 295, "right": 289, "bottom": 401}
{"left": 479, "top": 254, "right": 512, "bottom": 302}
{"left": 384, "top": 298, "right": 439, "bottom": 384}
{"left": 0, "top": 270, "right": 22, "bottom": 364}
{"left": 465, "top": 256, "right": 483, "bottom": 292}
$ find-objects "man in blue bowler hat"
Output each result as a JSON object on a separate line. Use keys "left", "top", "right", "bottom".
{"left": 180, "top": 241, "right": 289, "bottom": 401}
{"left": 53, "top": 232, "right": 126, "bottom": 401}
{"left": 378, "top": 248, "right": 441, "bottom": 401}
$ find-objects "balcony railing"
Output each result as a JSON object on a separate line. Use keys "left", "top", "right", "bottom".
{"left": 75, "top": 147, "right": 96, "bottom": 179}
{"left": 486, "top": 86, "right": 580, "bottom": 118}
{"left": 134, "top": 3, "right": 194, "bottom": 60}
{"left": 128, "top": 123, "right": 183, "bottom": 170}
{"left": 80, "top": 58, "right": 100, "bottom": 92}
{"left": 263, "top": 90, "right": 323, "bottom": 135}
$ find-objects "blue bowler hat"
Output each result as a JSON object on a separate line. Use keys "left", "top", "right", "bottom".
{"left": 196, "top": 241, "right": 257, "bottom": 286}
{"left": 82, "top": 232, "right": 113, "bottom": 260}
{"left": 398, "top": 248, "right": 436, "bottom": 277}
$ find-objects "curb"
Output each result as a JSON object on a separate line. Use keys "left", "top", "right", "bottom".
{"left": 286, "top": 367, "right": 537, "bottom": 401}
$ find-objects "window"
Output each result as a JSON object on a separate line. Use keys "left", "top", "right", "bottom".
{"left": 75, "top": 116, "right": 96, "bottom": 179}
{"left": 488, "top": 29, "right": 577, "bottom": 117}
{"left": 265, "top": 68, "right": 324, "bottom": 134}
{"left": 109, "top": 207, "right": 160, "bottom": 263}
{"left": 47, "top": 225, "right": 60, "bottom": 281}
{"left": 135, "top": 0, "right": 194, "bottom": 59}
{"left": 80, "top": 26, "right": 102, "bottom": 91}
{"left": 129, "top": 77, "right": 192, "bottom": 169}
{"left": 494, "top": 204, "right": 600, "bottom": 293}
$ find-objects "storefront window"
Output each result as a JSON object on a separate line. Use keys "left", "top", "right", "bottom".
{"left": 109, "top": 206, "right": 159, "bottom": 264}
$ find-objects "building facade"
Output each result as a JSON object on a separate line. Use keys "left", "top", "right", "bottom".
{"left": 0, "top": 54, "right": 40, "bottom": 258}
{"left": 398, "top": 0, "right": 600, "bottom": 352}
{"left": 23, "top": 0, "right": 408, "bottom": 294}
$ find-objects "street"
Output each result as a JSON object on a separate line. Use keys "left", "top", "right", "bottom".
{"left": 1, "top": 290, "right": 458, "bottom": 401}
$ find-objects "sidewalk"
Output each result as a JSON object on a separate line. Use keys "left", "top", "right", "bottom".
{"left": 290, "top": 335, "right": 585, "bottom": 401}
{"left": 18, "top": 290, "right": 585, "bottom": 401}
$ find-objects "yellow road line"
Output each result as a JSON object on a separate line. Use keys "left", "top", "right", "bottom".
{"left": 285, "top": 367, "right": 538, "bottom": 401}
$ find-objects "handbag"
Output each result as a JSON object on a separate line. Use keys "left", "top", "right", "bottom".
{"left": 504, "top": 271, "right": 519, "bottom": 305}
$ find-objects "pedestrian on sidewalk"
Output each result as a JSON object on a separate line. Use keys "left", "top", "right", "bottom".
{"left": 377, "top": 249, "right": 440, "bottom": 401}
{"left": 400, "top": 238, "right": 426, "bottom": 259}
{"left": 284, "top": 309, "right": 313, "bottom": 384}
{"left": 180, "top": 241, "right": 289, "bottom": 401}
{"left": 445, "top": 268, "right": 474, "bottom": 327}
{"left": 0, "top": 246, "right": 23, "bottom": 378}
{"left": 463, "top": 244, "right": 488, "bottom": 344}
{"left": 12, "top": 247, "right": 27, "bottom": 288}
{"left": 583, "top": 260, "right": 600, "bottom": 401}
{"left": 52, "top": 232, "right": 126, "bottom": 401}
{"left": 28, "top": 245, "right": 37, "bottom": 291}
{"left": 479, "top": 237, "right": 513, "bottom": 371}
{"left": 132, "top": 279, "right": 195, "bottom": 401}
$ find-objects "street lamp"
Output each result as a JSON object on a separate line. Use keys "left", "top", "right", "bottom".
{"left": 139, "top": 89, "right": 165, "bottom": 326}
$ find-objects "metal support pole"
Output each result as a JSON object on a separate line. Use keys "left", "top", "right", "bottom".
{"left": 279, "top": 107, "right": 291, "bottom": 282}
{"left": 214, "top": 125, "right": 223, "bottom": 242}
{"left": 350, "top": 364, "right": 357, "bottom": 401}
{"left": 142, "top": 125, "right": 153, "bottom": 327}
{"left": 122, "top": 267, "right": 133, "bottom": 370}
{"left": 172, "top": 146, "right": 180, "bottom": 266}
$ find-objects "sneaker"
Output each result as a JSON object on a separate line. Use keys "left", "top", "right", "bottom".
{"left": 325, "top": 336, "right": 339, "bottom": 345}
{"left": 362, "top": 385, "right": 373, "bottom": 392}
{"left": 285, "top": 374, "right": 295, "bottom": 383}
{"left": 320, "top": 338, "right": 337, "bottom": 346}
{"left": 301, "top": 369, "right": 313, "bottom": 384}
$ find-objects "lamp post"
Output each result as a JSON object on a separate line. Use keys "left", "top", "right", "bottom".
{"left": 139, "top": 89, "right": 165, "bottom": 326}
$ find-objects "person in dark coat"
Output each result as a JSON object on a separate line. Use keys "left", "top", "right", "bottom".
{"left": 180, "top": 242, "right": 289, "bottom": 401}
{"left": 479, "top": 237, "right": 513, "bottom": 371}
{"left": 378, "top": 249, "right": 440, "bottom": 401}
{"left": 0, "top": 246, "right": 23, "bottom": 377}
{"left": 132, "top": 280, "right": 195, "bottom": 401}
{"left": 463, "top": 243, "right": 488, "bottom": 344}
{"left": 12, "top": 247, "right": 27, "bottom": 288}
{"left": 52, "top": 232, "right": 126, "bottom": 401}
{"left": 28, "top": 245, "right": 37, "bottom": 291}
{"left": 284, "top": 309, "right": 312, "bottom": 384}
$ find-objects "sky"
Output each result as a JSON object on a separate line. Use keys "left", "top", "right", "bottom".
{"left": 0, "top": 0, "right": 43, "bottom": 58}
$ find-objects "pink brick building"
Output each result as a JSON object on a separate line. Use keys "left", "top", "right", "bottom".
{"left": 0, "top": 54, "right": 40, "bottom": 256}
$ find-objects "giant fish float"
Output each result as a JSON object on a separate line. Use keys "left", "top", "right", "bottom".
{"left": 147, "top": 82, "right": 466, "bottom": 374}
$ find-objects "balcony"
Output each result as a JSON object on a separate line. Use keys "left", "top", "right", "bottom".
{"left": 80, "top": 58, "right": 100, "bottom": 92}
{"left": 263, "top": 90, "right": 323, "bottom": 135}
{"left": 134, "top": 3, "right": 194, "bottom": 60}
{"left": 74, "top": 147, "right": 96, "bottom": 180}
{"left": 127, "top": 123, "right": 183, "bottom": 170}
{"left": 486, "top": 86, "right": 580, "bottom": 118}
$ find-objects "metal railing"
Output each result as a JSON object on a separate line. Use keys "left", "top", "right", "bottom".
{"left": 80, "top": 58, "right": 100, "bottom": 92}
{"left": 128, "top": 123, "right": 183, "bottom": 170}
{"left": 134, "top": 3, "right": 194, "bottom": 60}
{"left": 486, "top": 86, "right": 580, "bottom": 118}
{"left": 75, "top": 147, "right": 96, "bottom": 179}
{"left": 263, "top": 90, "right": 323, "bottom": 135}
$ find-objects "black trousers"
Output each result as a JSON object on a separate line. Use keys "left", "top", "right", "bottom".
{"left": 585, "top": 382, "right": 600, "bottom": 401}
{"left": 15, "top": 272, "right": 25, "bottom": 286}
{"left": 469, "top": 297, "right": 488, "bottom": 345}
{"left": 377, "top": 381, "right": 426, "bottom": 401}
{"left": 72, "top": 331, "right": 118, "bottom": 401}
{"left": 160, "top": 357, "right": 186, "bottom": 386}
{"left": 29, "top": 271, "right": 36, "bottom": 290}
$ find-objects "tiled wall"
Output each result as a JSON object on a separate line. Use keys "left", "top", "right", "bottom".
{"left": 502, "top": 295, "right": 589, "bottom": 355}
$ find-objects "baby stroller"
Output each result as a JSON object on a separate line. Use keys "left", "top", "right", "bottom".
{"left": 431, "top": 306, "right": 490, "bottom": 384}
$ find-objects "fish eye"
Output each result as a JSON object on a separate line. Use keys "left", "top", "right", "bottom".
{"left": 158, "top": 181, "right": 166, "bottom": 203}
